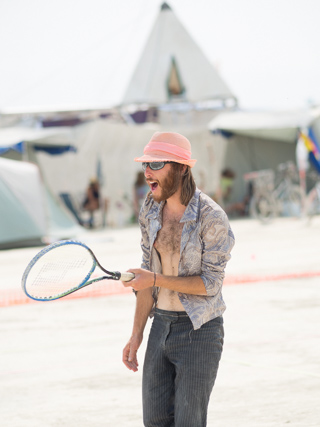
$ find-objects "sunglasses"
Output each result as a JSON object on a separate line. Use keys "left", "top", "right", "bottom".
{"left": 142, "top": 162, "right": 173, "bottom": 171}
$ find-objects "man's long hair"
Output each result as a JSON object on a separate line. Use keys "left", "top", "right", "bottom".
{"left": 172, "top": 163, "right": 196, "bottom": 206}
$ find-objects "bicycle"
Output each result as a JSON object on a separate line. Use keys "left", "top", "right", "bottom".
{"left": 305, "top": 170, "right": 320, "bottom": 221}
{"left": 244, "top": 161, "right": 304, "bottom": 221}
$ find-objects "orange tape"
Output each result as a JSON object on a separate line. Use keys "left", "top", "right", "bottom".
{"left": 224, "top": 271, "right": 320, "bottom": 285}
{"left": 1, "top": 271, "right": 320, "bottom": 308}
{"left": 0, "top": 281, "right": 132, "bottom": 307}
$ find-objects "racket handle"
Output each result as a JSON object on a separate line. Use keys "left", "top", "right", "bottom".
{"left": 119, "top": 272, "right": 135, "bottom": 282}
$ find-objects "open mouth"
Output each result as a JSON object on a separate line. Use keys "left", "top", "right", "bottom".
{"left": 149, "top": 181, "right": 159, "bottom": 191}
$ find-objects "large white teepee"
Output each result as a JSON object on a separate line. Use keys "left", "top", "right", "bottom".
{"left": 122, "top": 2, "right": 236, "bottom": 106}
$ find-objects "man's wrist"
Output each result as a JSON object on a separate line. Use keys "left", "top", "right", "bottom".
{"left": 131, "top": 330, "right": 143, "bottom": 338}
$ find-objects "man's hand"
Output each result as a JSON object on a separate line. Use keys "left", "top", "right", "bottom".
{"left": 122, "top": 288, "right": 153, "bottom": 372}
{"left": 122, "top": 333, "right": 143, "bottom": 372}
{"left": 122, "top": 269, "right": 208, "bottom": 296}
{"left": 122, "top": 268, "right": 154, "bottom": 292}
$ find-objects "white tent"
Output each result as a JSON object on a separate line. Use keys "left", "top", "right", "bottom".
{"left": 33, "top": 120, "right": 230, "bottom": 226}
{"left": 0, "top": 130, "right": 82, "bottom": 248}
{"left": 0, "top": 126, "right": 73, "bottom": 147}
{"left": 0, "top": 158, "right": 46, "bottom": 248}
{"left": 208, "top": 108, "right": 320, "bottom": 142}
{"left": 0, "top": 157, "right": 81, "bottom": 249}
{"left": 122, "top": 2, "right": 236, "bottom": 107}
{"left": 0, "top": 2, "right": 241, "bottom": 224}
{"left": 0, "top": 126, "right": 74, "bottom": 161}
{"left": 208, "top": 108, "right": 320, "bottom": 203}
{"left": 34, "top": 121, "right": 162, "bottom": 227}
{"left": 21, "top": 110, "right": 320, "bottom": 225}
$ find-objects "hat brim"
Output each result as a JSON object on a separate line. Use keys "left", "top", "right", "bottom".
{"left": 134, "top": 153, "right": 197, "bottom": 168}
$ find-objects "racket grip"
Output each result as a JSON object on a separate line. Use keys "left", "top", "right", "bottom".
{"left": 119, "top": 272, "right": 135, "bottom": 282}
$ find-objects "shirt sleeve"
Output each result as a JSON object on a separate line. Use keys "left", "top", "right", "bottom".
{"left": 139, "top": 217, "right": 150, "bottom": 271}
{"left": 200, "top": 209, "right": 235, "bottom": 296}
{"left": 138, "top": 196, "right": 152, "bottom": 271}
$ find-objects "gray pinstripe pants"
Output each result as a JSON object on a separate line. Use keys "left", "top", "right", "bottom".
{"left": 142, "top": 309, "right": 224, "bottom": 427}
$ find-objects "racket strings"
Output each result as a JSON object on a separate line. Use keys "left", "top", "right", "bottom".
{"left": 31, "top": 259, "right": 89, "bottom": 286}
{"left": 25, "top": 245, "right": 95, "bottom": 299}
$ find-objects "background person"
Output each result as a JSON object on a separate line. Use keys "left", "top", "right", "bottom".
{"left": 133, "top": 171, "right": 150, "bottom": 221}
{"left": 82, "top": 177, "right": 100, "bottom": 228}
{"left": 215, "top": 168, "right": 252, "bottom": 217}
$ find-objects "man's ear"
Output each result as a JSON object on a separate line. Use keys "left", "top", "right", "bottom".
{"left": 182, "top": 164, "right": 188, "bottom": 176}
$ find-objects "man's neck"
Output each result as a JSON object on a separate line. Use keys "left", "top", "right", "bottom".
{"left": 164, "top": 190, "right": 186, "bottom": 217}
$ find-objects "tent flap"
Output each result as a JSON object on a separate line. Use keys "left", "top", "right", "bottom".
{"left": 0, "top": 141, "right": 24, "bottom": 155}
{"left": 209, "top": 108, "right": 320, "bottom": 143}
{"left": 33, "top": 145, "right": 76, "bottom": 155}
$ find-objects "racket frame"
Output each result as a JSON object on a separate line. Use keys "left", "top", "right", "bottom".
{"left": 21, "top": 240, "right": 129, "bottom": 301}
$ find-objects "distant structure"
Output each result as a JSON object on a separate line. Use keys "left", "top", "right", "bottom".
{"left": 121, "top": 2, "right": 237, "bottom": 126}
{"left": 0, "top": 2, "right": 236, "bottom": 129}
{"left": 0, "top": 1, "right": 241, "bottom": 233}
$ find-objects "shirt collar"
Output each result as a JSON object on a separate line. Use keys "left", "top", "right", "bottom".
{"left": 180, "top": 187, "right": 201, "bottom": 223}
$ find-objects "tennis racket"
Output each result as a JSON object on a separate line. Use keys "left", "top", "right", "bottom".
{"left": 21, "top": 239, "right": 134, "bottom": 301}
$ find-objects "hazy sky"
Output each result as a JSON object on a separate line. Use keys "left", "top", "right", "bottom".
{"left": 0, "top": 0, "right": 319, "bottom": 112}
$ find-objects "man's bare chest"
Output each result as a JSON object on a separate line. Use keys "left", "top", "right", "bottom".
{"left": 154, "top": 218, "right": 184, "bottom": 256}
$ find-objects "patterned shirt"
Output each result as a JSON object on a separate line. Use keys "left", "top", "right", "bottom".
{"left": 139, "top": 188, "right": 235, "bottom": 330}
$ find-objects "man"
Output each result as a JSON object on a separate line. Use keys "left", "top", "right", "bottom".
{"left": 122, "top": 132, "right": 235, "bottom": 426}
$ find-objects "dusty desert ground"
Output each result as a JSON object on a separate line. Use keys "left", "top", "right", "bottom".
{"left": 1, "top": 216, "right": 320, "bottom": 426}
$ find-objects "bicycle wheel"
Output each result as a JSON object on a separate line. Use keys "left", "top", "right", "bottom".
{"left": 279, "top": 185, "right": 303, "bottom": 217}
{"left": 249, "top": 194, "right": 277, "bottom": 221}
{"left": 306, "top": 184, "right": 320, "bottom": 218}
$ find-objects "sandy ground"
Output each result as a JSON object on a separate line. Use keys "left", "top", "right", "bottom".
{"left": 0, "top": 216, "right": 320, "bottom": 426}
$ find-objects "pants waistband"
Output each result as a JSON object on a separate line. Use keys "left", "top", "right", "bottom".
{"left": 155, "top": 308, "right": 189, "bottom": 318}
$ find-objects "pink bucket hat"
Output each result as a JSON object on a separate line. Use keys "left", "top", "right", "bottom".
{"left": 135, "top": 132, "right": 197, "bottom": 168}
